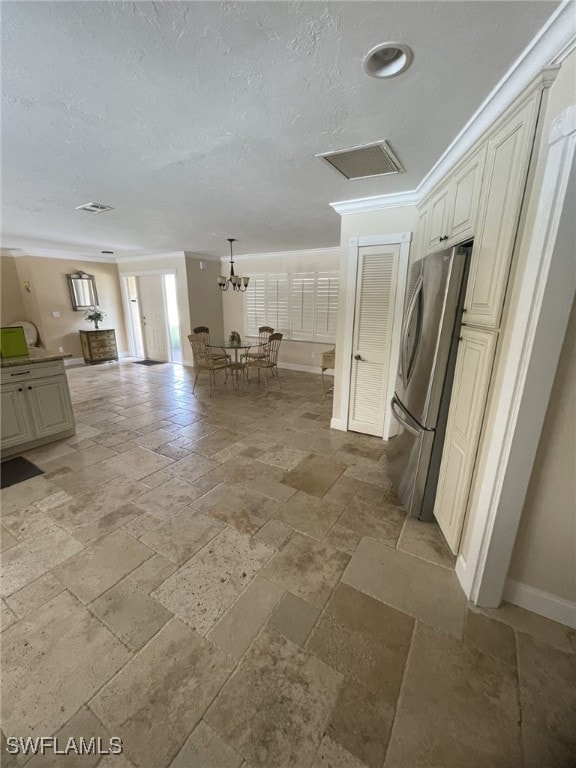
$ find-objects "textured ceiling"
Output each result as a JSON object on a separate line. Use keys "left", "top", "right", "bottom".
{"left": 1, "top": 1, "right": 560, "bottom": 259}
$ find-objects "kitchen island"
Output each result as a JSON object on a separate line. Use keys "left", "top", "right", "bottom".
{"left": 1, "top": 351, "right": 75, "bottom": 457}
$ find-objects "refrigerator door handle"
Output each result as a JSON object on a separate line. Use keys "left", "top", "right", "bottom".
{"left": 391, "top": 396, "right": 422, "bottom": 437}
{"left": 401, "top": 275, "right": 423, "bottom": 387}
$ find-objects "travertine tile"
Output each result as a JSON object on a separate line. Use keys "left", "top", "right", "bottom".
{"left": 53, "top": 530, "right": 152, "bottom": 603}
{"left": 133, "top": 477, "right": 203, "bottom": 520}
{"left": 323, "top": 475, "right": 387, "bottom": 509}
{"left": 1, "top": 502, "right": 55, "bottom": 540}
{"left": 275, "top": 491, "right": 343, "bottom": 540}
{"left": 72, "top": 503, "right": 141, "bottom": 544}
{"left": 203, "top": 455, "right": 265, "bottom": 485}
{"left": 24, "top": 440, "right": 77, "bottom": 466}
{"left": 205, "top": 629, "right": 342, "bottom": 768}
{"left": 99, "top": 446, "right": 174, "bottom": 480}
{"left": 281, "top": 454, "right": 346, "bottom": 498}
{"left": 192, "top": 482, "right": 279, "bottom": 535}
{"left": 153, "top": 527, "right": 273, "bottom": 635}
{"left": 384, "top": 624, "right": 522, "bottom": 768}
{"left": 141, "top": 509, "right": 224, "bottom": 565}
{"left": 517, "top": 631, "right": 576, "bottom": 768}
{"left": 397, "top": 517, "right": 455, "bottom": 569}
{"left": 171, "top": 721, "right": 243, "bottom": 768}
{"left": 342, "top": 457, "right": 390, "bottom": 488}
{"left": 207, "top": 576, "right": 284, "bottom": 661}
{"left": 90, "top": 618, "right": 234, "bottom": 768}
{"left": 311, "top": 736, "right": 369, "bottom": 768}
{"left": 1, "top": 598, "right": 17, "bottom": 632}
{"left": 167, "top": 452, "right": 220, "bottom": 483}
{"left": 1, "top": 525, "right": 83, "bottom": 597}
{"left": 478, "top": 602, "right": 576, "bottom": 654}
{"left": 239, "top": 470, "right": 297, "bottom": 502}
{"left": 463, "top": 609, "right": 517, "bottom": 665}
{"left": 42, "top": 444, "right": 118, "bottom": 473}
{"left": 0, "top": 475, "right": 58, "bottom": 515}
{"left": 1, "top": 525, "right": 18, "bottom": 551}
{"left": 257, "top": 445, "right": 310, "bottom": 471}
{"left": 25, "top": 707, "right": 110, "bottom": 768}
{"left": 6, "top": 572, "right": 65, "bottom": 618}
{"left": 253, "top": 519, "right": 292, "bottom": 549}
{"left": 48, "top": 477, "right": 149, "bottom": 531}
{"left": 261, "top": 532, "right": 349, "bottom": 609}
{"left": 267, "top": 592, "right": 320, "bottom": 646}
{"left": 329, "top": 496, "right": 405, "bottom": 550}
{"left": 2, "top": 591, "right": 130, "bottom": 736}
{"left": 50, "top": 463, "right": 121, "bottom": 496}
{"left": 122, "top": 512, "right": 161, "bottom": 539}
{"left": 342, "top": 537, "right": 466, "bottom": 637}
{"left": 90, "top": 579, "right": 173, "bottom": 650}
{"left": 127, "top": 553, "right": 177, "bottom": 594}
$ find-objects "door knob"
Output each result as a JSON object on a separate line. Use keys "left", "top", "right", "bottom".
{"left": 354, "top": 354, "right": 363, "bottom": 361}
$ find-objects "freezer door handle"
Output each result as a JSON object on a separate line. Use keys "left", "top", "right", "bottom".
{"left": 391, "top": 396, "right": 422, "bottom": 437}
{"left": 401, "top": 275, "right": 423, "bottom": 387}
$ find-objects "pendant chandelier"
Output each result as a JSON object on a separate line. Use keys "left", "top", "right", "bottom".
{"left": 217, "top": 238, "right": 249, "bottom": 292}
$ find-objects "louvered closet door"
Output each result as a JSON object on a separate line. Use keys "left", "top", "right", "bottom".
{"left": 348, "top": 244, "right": 401, "bottom": 436}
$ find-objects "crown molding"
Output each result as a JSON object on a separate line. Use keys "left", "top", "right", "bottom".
{"left": 330, "top": 1, "right": 575, "bottom": 217}
{"left": 330, "top": 191, "right": 419, "bottom": 216}
{"left": 6, "top": 248, "right": 116, "bottom": 263}
{"left": 228, "top": 246, "right": 340, "bottom": 263}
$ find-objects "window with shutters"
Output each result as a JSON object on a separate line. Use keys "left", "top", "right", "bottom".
{"left": 244, "top": 271, "right": 339, "bottom": 342}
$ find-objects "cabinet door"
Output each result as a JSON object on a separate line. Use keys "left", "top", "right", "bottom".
{"left": 1, "top": 384, "right": 35, "bottom": 449}
{"left": 26, "top": 376, "right": 75, "bottom": 437}
{"left": 412, "top": 206, "right": 429, "bottom": 264}
{"left": 425, "top": 186, "right": 452, "bottom": 252}
{"left": 446, "top": 142, "right": 487, "bottom": 244}
{"left": 433, "top": 327, "right": 497, "bottom": 552}
{"left": 464, "top": 97, "right": 540, "bottom": 327}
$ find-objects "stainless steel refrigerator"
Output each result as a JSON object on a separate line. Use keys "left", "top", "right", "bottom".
{"left": 387, "top": 244, "right": 472, "bottom": 521}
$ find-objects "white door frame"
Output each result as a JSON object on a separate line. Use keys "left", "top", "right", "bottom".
{"left": 332, "top": 232, "right": 411, "bottom": 439}
{"left": 120, "top": 269, "right": 178, "bottom": 360}
{"left": 457, "top": 105, "right": 576, "bottom": 620}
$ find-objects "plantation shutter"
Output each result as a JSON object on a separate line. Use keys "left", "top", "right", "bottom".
{"left": 245, "top": 274, "right": 266, "bottom": 336}
{"left": 266, "top": 274, "right": 290, "bottom": 334}
{"left": 290, "top": 272, "right": 316, "bottom": 340}
{"left": 315, "top": 271, "right": 339, "bottom": 343}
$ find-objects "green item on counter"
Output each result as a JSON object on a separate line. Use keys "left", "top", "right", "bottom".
{"left": 0, "top": 326, "right": 29, "bottom": 358}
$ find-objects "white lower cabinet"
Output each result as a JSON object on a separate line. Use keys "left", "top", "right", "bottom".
{"left": 1, "top": 360, "right": 75, "bottom": 456}
{"left": 433, "top": 327, "right": 497, "bottom": 552}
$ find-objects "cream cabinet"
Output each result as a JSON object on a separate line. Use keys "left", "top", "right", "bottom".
{"left": 433, "top": 327, "right": 497, "bottom": 552}
{"left": 1, "top": 359, "right": 75, "bottom": 456}
{"left": 463, "top": 97, "right": 541, "bottom": 328}
{"left": 421, "top": 142, "right": 487, "bottom": 253}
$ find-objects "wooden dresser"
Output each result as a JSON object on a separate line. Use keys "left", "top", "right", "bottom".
{"left": 79, "top": 329, "right": 118, "bottom": 364}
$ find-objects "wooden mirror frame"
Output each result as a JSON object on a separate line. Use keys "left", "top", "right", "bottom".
{"left": 67, "top": 270, "right": 99, "bottom": 310}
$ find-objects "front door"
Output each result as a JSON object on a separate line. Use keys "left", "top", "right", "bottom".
{"left": 347, "top": 244, "right": 401, "bottom": 436}
{"left": 138, "top": 275, "right": 170, "bottom": 362}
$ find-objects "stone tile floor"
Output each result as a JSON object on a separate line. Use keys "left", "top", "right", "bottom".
{"left": 1, "top": 361, "right": 574, "bottom": 768}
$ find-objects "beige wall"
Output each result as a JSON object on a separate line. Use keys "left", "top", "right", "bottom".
{"left": 0, "top": 253, "right": 26, "bottom": 324}
{"left": 332, "top": 205, "right": 418, "bottom": 422}
{"left": 185, "top": 255, "right": 224, "bottom": 344}
{"left": 221, "top": 248, "right": 340, "bottom": 370}
{"left": 2, "top": 254, "right": 126, "bottom": 358}
{"left": 509, "top": 300, "right": 576, "bottom": 601}
{"left": 117, "top": 253, "right": 193, "bottom": 365}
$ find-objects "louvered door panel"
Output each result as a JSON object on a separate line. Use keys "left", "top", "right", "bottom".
{"left": 348, "top": 245, "right": 400, "bottom": 436}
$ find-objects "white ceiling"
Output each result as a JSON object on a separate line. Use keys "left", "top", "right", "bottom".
{"left": 1, "top": 1, "right": 561, "bottom": 260}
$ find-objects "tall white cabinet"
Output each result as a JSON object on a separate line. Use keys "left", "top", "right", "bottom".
{"left": 428, "top": 76, "right": 551, "bottom": 552}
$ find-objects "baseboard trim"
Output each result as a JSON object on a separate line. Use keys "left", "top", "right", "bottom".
{"left": 278, "top": 362, "right": 333, "bottom": 375}
{"left": 63, "top": 357, "right": 85, "bottom": 367}
{"left": 330, "top": 417, "right": 347, "bottom": 431}
{"left": 504, "top": 579, "right": 576, "bottom": 628}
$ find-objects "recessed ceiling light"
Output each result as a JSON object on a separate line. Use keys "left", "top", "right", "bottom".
{"left": 75, "top": 202, "right": 114, "bottom": 213}
{"left": 363, "top": 42, "right": 413, "bottom": 79}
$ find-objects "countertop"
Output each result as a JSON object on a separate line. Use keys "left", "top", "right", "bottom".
{"left": 0, "top": 350, "right": 73, "bottom": 368}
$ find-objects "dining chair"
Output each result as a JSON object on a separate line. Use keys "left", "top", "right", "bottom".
{"left": 241, "top": 325, "right": 274, "bottom": 377}
{"left": 250, "top": 332, "right": 283, "bottom": 393}
{"left": 188, "top": 333, "right": 229, "bottom": 396}
{"left": 192, "top": 326, "right": 231, "bottom": 364}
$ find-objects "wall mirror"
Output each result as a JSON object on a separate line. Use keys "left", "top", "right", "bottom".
{"left": 67, "top": 271, "right": 99, "bottom": 310}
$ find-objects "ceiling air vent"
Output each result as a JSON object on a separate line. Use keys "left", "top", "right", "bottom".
{"left": 317, "top": 140, "right": 404, "bottom": 180}
{"left": 75, "top": 202, "right": 114, "bottom": 213}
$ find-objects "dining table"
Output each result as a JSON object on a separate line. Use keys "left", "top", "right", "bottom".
{"left": 208, "top": 339, "right": 254, "bottom": 389}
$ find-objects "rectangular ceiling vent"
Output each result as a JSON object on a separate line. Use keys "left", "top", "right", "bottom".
{"left": 317, "top": 140, "right": 404, "bottom": 180}
{"left": 75, "top": 202, "right": 114, "bottom": 213}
